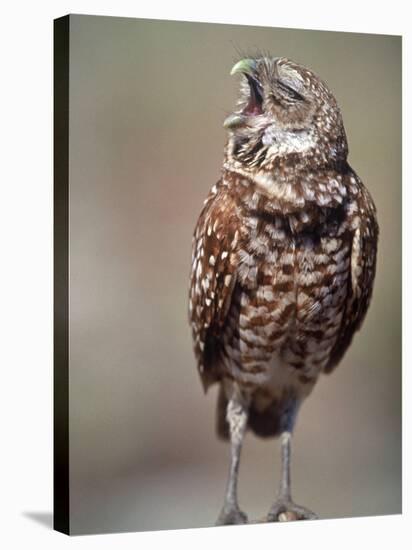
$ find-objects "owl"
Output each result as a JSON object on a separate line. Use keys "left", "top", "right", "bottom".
{"left": 189, "top": 57, "right": 378, "bottom": 525}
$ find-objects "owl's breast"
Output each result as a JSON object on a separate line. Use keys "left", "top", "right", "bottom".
{"left": 221, "top": 215, "right": 351, "bottom": 392}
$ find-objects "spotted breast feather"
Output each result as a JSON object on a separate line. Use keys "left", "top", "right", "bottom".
{"left": 189, "top": 168, "right": 378, "bottom": 439}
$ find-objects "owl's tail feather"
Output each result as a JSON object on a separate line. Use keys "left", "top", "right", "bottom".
{"left": 216, "top": 385, "right": 285, "bottom": 440}
{"left": 247, "top": 401, "right": 286, "bottom": 438}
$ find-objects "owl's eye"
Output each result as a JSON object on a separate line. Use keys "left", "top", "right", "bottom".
{"left": 277, "top": 81, "right": 304, "bottom": 101}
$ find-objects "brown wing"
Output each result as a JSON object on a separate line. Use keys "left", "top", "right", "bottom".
{"left": 325, "top": 178, "right": 379, "bottom": 372}
{"left": 189, "top": 182, "right": 239, "bottom": 391}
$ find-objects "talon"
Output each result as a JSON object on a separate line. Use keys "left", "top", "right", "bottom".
{"left": 278, "top": 511, "right": 299, "bottom": 522}
{"left": 267, "top": 498, "right": 317, "bottom": 522}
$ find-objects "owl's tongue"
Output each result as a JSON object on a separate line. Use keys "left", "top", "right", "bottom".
{"left": 244, "top": 99, "right": 263, "bottom": 116}
{"left": 244, "top": 75, "right": 263, "bottom": 116}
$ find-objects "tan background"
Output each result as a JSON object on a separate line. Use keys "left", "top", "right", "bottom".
{"left": 68, "top": 15, "right": 401, "bottom": 534}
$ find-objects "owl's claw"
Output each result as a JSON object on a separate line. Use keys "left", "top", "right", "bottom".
{"left": 216, "top": 504, "right": 248, "bottom": 526}
{"left": 267, "top": 498, "right": 318, "bottom": 522}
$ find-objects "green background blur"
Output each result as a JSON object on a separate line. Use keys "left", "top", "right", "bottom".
{"left": 67, "top": 14, "right": 401, "bottom": 534}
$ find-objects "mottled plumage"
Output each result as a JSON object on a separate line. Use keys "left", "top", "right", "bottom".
{"left": 189, "top": 57, "right": 378, "bottom": 524}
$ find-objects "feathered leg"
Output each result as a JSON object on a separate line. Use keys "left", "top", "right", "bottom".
{"left": 216, "top": 389, "right": 249, "bottom": 525}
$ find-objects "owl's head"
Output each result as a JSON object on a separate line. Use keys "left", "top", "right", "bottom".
{"left": 224, "top": 57, "right": 348, "bottom": 172}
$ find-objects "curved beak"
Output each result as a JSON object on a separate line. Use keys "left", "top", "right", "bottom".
{"left": 230, "top": 58, "right": 257, "bottom": 77}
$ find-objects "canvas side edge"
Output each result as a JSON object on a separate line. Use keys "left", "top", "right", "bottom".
{"left": 53, "top": 14, "right": 70, "bottom": 536}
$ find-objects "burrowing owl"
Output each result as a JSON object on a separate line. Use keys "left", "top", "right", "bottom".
{"left": 189, "top": 57, "right": 378, "bottom": 525}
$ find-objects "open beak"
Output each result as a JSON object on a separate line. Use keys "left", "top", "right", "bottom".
{"left": 229, "top": 58, "right": 263, "bottom": 117}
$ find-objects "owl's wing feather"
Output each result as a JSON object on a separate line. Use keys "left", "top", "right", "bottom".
{"left": 325, "top": 182, "right": 378, "bottom": 372}
{"left": 189, "top": 183, "right": 239, "bottom": 391}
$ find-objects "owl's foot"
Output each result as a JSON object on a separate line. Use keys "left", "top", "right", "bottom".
{"left": 216, "top": 504, "right": 248, "bottom": 526}
{"left": 267, "top": 498, "right": 318, "bottom": 522}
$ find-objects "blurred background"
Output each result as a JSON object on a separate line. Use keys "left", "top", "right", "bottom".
{"left": 68, "top": 15, "right": 401, "bottom": 534}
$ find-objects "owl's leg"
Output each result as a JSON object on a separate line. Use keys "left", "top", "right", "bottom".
{"left": 267, "top": 431, "right": 318, "bottom": 522}
{"left": 216, "top": 389, "right": 249, "bottom": 526}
